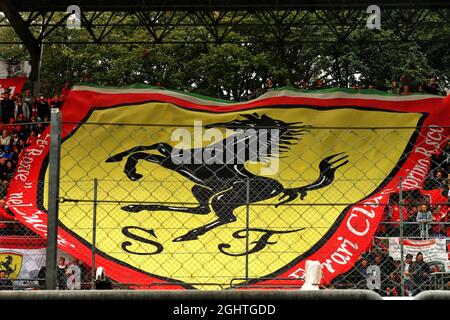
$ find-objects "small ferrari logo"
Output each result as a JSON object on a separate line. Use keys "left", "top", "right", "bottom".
{"left": 0, "top": 252, "right": 23, "bottom": 279}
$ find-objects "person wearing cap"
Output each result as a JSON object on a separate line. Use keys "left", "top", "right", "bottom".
{"left": 61, "top": 81, "right": 71, "bottom": 101}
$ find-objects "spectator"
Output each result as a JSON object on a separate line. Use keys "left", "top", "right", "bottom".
{"left": 50, "top": 95, "right": 63, "bottom": 109}
{"left": 265, "top": 77, "right": 274, "bottom": 91}
{"left": 16, "top": 124, "right": 27, "bottom": 141}
{"left": 0, "top": 180, "right": 8, "bottom": 199}
{"left": 37, "top": 266, "right": 46, "bottom": 288}
{"left": 352, "top": 257, "right": 369, "bottom": 288}
{"left": 400, "top": 74, "right": 408, "bottom": 87}
{"left": 416, "top": 204, "right": 433, "bottom": 239}
{"left": 1, "top": 149, "right": 14, "bottom": 162}
{"left": 403, "top": 253, "right": 415, "bottom": 296}
{"left": 417, "top": 83, "right": 425, "bottom": 94}
{"left": 388, "top": 80, "right": 401, "bottom": 94}
{"left": 3, "top": 161, "right": 15, "bottom": 180}
{"left": 0, "top": 130, "right": 11, "bottom": 148}
{"left": 11, "top": 132, "right": 20, "bottom": 148}
{"left": 68, "top": 259, "right": 90, "bottom": 289}
{"left": 351, "top": 83, "right": 360, "bottom": 90}
{"left": 0, "top": 93, "right": 14, "bottom": 124}
{"left": 425, "top": 76, "right": 439, "bottom": 95}
{"left": 61, "top": 81, "right": 71, "bottom": 101}
{"left": 376, "top": 205, "right": 391, "bottom": 236}
{"left": 385, "top": 260, "right": 401, "bottom": 296}
{"left": 35, "top": 122, "right": 46, "bottom": 137}
{"left": 77, "top": 260, "right": 91, "bottom": 286}
{"left": 389, "top": 202, "right": 408, "bottom": 236}
{"left": 37, "top": 96, "right": 50, "bottom": 121}
{"left": 56, "top": 257, "right": 68, "bottom": 290}
{"left": 31, "top": 98, "right": 39, "bottom": 120}
{"left": 312, "top": 79, "right": 325, "bottom": 89}
{"left": 432, "top": 207, "right": 447, "bottom": 237}
{"left": 409, "top": 252, "right": 431, "bottom": 294}
{"left": 14, "top": 96, "right": 30, "bottom": 122}
{"left": 369, "top": 251, "right": 396, "bottom": 294}
{"left": 443, "top": 140, "right": 450, "bottom": 171}
{"left": 401, "top": 85, "right": 411, "bottom": 95}
{"left": 17, "top": 139, "right": 26, "bottom": 153}
{"left": 433, "top": 170, "right": 446, "bottom": 187}
{"left": 22, "top": 89, "right": 33, "bottom": 111}
{"left": 425, "top": 169, "right": 446, "bottom": 190}
{"left": 25, "top": 130, "right": 37, "bottom": 147}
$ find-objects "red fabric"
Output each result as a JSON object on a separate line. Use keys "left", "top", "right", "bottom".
{"left": 0, "top": 206, "right": 14, "bottom": 229}
{"left": 0, "top": 77, "right": 27, "bottom": 96}
{"left": 390, "top": 205, "right": 408, "bottom": 227}
{"left": 423, "top": 189, "right": 447, "bottom": 211}
{"left": 0, "top": 236, "right": 46, "bottom": 249}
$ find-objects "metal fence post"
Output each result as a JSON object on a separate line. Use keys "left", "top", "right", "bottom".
{"left": 245, "top": 177, "right": 250, "bottom": 282}
{"left": 45, "top": 108, "right": 62, "bottom": 290}
{"left": 399, "top": 177, "right": 405, "bottom": 296}
{"left": 91, "top": 178, "right": 98, "bottom": 289}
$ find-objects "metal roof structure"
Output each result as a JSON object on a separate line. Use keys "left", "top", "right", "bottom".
{"left": 1, "top": 0, "right": 450, "bottom": 93}
{"left": 8, "top": 1, "right": 450, "bottom": 10}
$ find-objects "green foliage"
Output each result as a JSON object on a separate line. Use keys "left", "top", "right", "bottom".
{"left": 0, "top": 10, "right": 448, "bottom": 97}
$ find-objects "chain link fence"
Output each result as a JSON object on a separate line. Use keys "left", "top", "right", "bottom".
{"left": 1, "top": 117, "right": 449, "bottom": 295}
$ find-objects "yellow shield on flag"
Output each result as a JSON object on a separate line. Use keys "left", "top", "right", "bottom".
{"left": 46, "top": 99, "right": 422, "bottom": 288}
{"left": 0, "top": 252, "right": 23, "bottom": 279}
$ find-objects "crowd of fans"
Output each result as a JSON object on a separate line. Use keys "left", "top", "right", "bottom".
{"left": 330, "top": 249, "right": 450, "bottom": 296}
{"left": 0, "top": 82, "right": 70, "bottom": 236}
{"left": 376, "top": 145, "right": 450, "bottom": 240}
{"left": 334, "top": 144, "right": 449, "bottom": 296}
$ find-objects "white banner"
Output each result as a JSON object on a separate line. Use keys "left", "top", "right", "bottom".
{"left": 388, "top": 238, "right": 450, "bottom": 272}
{"left": 0, "top": 248, "right": 46, "bottom": 288}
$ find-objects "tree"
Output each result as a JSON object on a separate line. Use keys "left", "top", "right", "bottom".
{"left": 0, "top": 10, "right": 449, "bottom": 97}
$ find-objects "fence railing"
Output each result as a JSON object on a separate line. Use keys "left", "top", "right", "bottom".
{"left": 0, "top": 111, "right": 448, "bottom": 296}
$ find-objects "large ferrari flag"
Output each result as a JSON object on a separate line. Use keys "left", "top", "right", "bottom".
{"left": 6, "top": 85, "right": 450, "bottom": 289}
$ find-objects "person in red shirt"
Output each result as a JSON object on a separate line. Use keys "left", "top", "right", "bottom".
{"left": 61, "top": 81, "right": 71, "bottom": 101}
{"left": 25, "top": 129, "right": 37, "bottom": 147}
{"left": 390, "top": 203, "right": 408, "bottom": 236}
